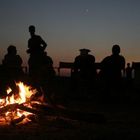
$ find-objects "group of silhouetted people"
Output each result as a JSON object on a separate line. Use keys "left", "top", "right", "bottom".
{"left": 0, "top": 25, "right": 134, "bottom": 97}
{"left": 0, "top": 25, "right": 56, "bottom": 95}
{"left": 73, "top": 44, "right": 133, "bottom": 92}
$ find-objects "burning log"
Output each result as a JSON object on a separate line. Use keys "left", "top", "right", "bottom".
{"left": 0, "top": 103, "right": 19, "bottom": 114}
{"left": 26, "top": 114, "right": 37, "bottom": 122}
{"left": 30, "top": 103, "right": 106, "bottom": 123}
{"left": 10, "top": 115, "right": 25, "bottom": 125}
{"left": 0, "top": 101, "right": 106, "bottom": 124}
{"left": 18, "top": 104, "right": 42, "bottom": 115}
{"left": 15, "top": 102, "right": 106, "bottom": 123}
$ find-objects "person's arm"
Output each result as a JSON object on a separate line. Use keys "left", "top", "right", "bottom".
{"left": 121, "top": 57, "right": 126, "bottom": 77}
{"left": 40, "top": 36, "right": 47, "bottom": 50}
{"left": 27, "top": 39, "right": 31, "bottom": 53}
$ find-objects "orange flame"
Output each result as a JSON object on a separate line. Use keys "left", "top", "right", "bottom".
{"left": 0, "top": 82, "right": 42, "bottom": 125}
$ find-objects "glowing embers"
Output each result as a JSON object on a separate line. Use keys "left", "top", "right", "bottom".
{"left": 0, "top": 82, "right": 44, "bottom": 125}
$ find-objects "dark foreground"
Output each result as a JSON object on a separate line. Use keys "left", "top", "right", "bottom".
{"left": 0, "top": 77, "right": 140, "bottom": 140}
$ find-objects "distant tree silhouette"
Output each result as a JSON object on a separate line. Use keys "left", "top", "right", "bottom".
{"left": 73, "top": 48, "right": 97, "bottom": 90}
{"left": 100, "top": 45, "right": 125, "bottom": 89}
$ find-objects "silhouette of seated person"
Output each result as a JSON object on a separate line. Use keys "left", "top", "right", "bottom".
{"left": 2, "top": 45, "right": 23, "bottom": 80}
{"left": 38, "top": 52, "right": 56, "bottom": 95}
{"left": 1, "top": 45, "right": 23, "bottom": 96}
{"left": 27, "top": 25, "right": 47, "bottom": 80}
{"left": 100, "top": 45, "right": 125, "bottom": 89}
{"left": 40, "top": 52, "right": 56, "bottom": 84}
{"left": 125, "top": 63, "right": 133, "bottom": 86}
{"left": 73, "top": 48, "right": 96, "bottom": 89}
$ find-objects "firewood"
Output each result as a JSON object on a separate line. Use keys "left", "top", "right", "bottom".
{"left": 17, "top": 104, "right": 42, "bottom": 115}
{"left": 10, "top": 115, "right": 25, "bottom": 125}
{"left": 0, "top": 101, "right": 106, "bottom": 123}
{"left": 29, "top": 103, "right": 106, "bottom": 123}
{"left": 55, "top": 107, "right": 106, "bottom": 123}
{"left": 58, "top": 109, "right": 106, "bottom": 123}
{"left": 0, "top": 103, "right": 19, "bottom": 114}
{"left": 27, "top": 114, "right": 37, "bottom": 122}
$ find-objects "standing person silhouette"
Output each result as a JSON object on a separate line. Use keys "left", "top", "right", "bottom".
{"left": 100, "top": 44, "right": 125, "bottom": 90}
{"left": 27, "top": 25, "right": 47, "bottom": 55}
{"left": 27, "top": 25, "right": 47, "bottom": 85}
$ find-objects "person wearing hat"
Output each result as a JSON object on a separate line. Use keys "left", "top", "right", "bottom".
{"left": 73, "top": 48, "right": 97, "bottom": 89}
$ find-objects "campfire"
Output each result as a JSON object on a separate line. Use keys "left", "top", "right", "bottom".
{"left": 0, "top": 82, "right": 45, "bottom": 125}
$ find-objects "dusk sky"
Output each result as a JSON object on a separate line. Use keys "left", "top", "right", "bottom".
{"left": 0, "top": 0, "right": 140, "bottom": 70}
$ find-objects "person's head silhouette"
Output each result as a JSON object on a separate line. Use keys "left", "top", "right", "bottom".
{"left": 79, "top": 48, "right": 90, "bottom": 56}
{"left": 29, "top": 25, "right": 35, "bottom": 36}
{"left": 112, "top": 45, "right": 120, "bottom": 55}
{"left": 7, "top": 45, "right": 17, "bottom": 55}
{"left": 127, "top": 63, "right": 130, "bottom": 67}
